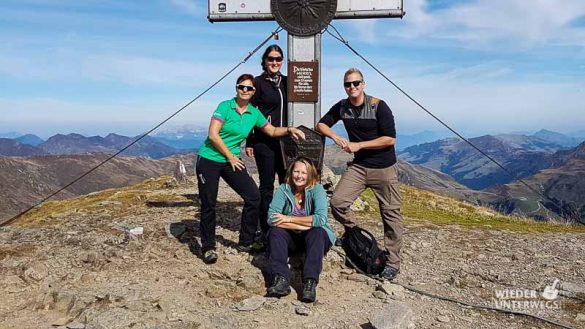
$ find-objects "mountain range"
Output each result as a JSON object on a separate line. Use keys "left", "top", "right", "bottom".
{"left": 0, "top": 133, "right": 184, "bottom": 159}
{"left": 1, "top": 128, "right": 583, "bottom": 224}
{"left": 0, "top": 154, "right": 190, "bottom": 223}
{"left": 397, "top": 133, "right": 573, "bottom": 190}
{"left": 484, "top": 141, "right": 585, "bottom": 224}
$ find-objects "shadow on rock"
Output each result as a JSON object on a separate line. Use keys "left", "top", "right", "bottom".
{"left": 168, "top": 219, "right": 241, "bottom": 261}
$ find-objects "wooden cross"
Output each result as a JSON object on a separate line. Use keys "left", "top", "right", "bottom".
{"left": 208, "top": 0, "right": 404, "bottom": 128}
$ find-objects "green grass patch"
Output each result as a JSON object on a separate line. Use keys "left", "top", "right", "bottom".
{"left": 355, "top": 185, "right": 585, "bottom": 234}
{"left": 16, "top": 177, "right": 177, "bottom": 227}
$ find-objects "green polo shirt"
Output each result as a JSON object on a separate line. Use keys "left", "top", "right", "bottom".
{"left": 197, "top": 98, "right": 268, "bottom": 163}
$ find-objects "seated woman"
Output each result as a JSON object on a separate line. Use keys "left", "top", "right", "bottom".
{"left": 265, "top": 157, "right": 336, "bottom": 303}
{"left": 196, "top": 73, "right": 304, "bottom": 265}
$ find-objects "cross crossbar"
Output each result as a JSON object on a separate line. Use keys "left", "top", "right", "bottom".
{"left": 208, "top": 0, "right": 404, "bottom": 22}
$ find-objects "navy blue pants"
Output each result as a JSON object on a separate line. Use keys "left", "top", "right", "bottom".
{"left": 267, "top": 226, "right": 332, "bottom": 282}
{"left": 196, "top": 156, "right": 260, "bottom": 252}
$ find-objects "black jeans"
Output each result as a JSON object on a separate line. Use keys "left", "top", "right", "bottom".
{"left": 196, "top": 156, "right": 260, "bottom": 252}
{"left": 267, "top": 227, "right": 332, "bottom": 282}
{"left": 253, "top": 141, "right": 286, "bottom": 237}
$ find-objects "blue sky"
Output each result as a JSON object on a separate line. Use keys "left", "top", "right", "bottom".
{"left": 1, "top": 0, "right": 584, "bottom": 138}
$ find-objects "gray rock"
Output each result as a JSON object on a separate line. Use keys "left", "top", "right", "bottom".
{"left": 340, "top": 269, "right": 354, "bottom": 275}
{"left": 295, "top": 305, "right": 312, "bottom": 316}
{"left": 350, "top": 198, "right": 369, "bottom": 211}
{"left": 236, "top": 275, "right": 260, "bottom": 290}
{"left": 378, "top": 283, "right": 406, "bottom": 300}
{"left": 437, "top": 315, "right": 450, "bottom": 323}
{"left": 52, "top": 317, "right": 73, "bottom": 327}
{"left": 321, "top": 166, "right": 340, "bottom": 192}
{"left": 234, "top": 295, "right": 266, "bottom": 311}
{"left": 326, "top": 248, "right": 344, "bottom": 263}
{"left": 66, "top": 322, "right": 86, "bottom": 329}
{"left": 372, "top": 291, "right": 387, "bottom": 299}
{"left": 460, "top": 316, "right": 474, "bottom": 323}
{"left": 369, "top": 301, "right": 413, "bottom": 329}
{"left": 576, "top": 313, "right": 585, "bottom": 322}
{"left": 559, "top": 281, "right": 585, "bottom": 299}
{"left": 346, "top": 273, "right": 368, "bottom": 282}
{"left": 23, "top": 262, "right": 49, "bottom": 282}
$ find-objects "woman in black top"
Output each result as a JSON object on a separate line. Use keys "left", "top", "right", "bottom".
{"left": 245, "top": 44, "right": 288, "bottom": 248}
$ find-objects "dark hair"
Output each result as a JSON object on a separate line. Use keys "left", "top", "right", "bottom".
{"left": 284, "top": 157, "right": 319, "bottom": 189}
{"left": 261, "top": 44, "right": 284, "bottom": 72}
{"left": 236, "top": 73, "right": 255, "bottom": 86}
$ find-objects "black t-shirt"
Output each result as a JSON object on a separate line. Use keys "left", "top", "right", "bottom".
{"left": 320, "top": 97, "right": 397, "bottom": 168}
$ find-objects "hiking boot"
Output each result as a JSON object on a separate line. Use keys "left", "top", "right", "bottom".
{"left": 266, "top": 275, "right": 291, "bottom": 298}
{"left": 203, "top": 250, "right": 218, "bottom": 264}
{"left": 249, "top": 240, "right": 266, "bottom": 253}
{"left": 300, "top": 279, "right": 317, "bottom": 303}
{"left": 380, "top": 265, "right": 399, "bottom": 281}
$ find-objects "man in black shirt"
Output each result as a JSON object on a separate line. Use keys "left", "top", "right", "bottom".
{"left": 317, "top": 68, "right": 403, "bottom": 281}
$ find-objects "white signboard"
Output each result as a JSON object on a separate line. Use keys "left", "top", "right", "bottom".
{"left": 208, "top": 0, "right": 404, "bottom": 22}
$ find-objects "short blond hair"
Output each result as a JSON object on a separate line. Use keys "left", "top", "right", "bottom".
{"left": 344, "top": 68, "right": 364, "bottom": 81}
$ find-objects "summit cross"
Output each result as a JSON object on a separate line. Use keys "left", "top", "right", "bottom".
{"left": 208, "top": 0, "right": 404, "bottom": 128}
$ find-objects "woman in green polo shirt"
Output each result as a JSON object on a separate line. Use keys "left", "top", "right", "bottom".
{"left": 196, "top": 73, "right": 305, "bottom": 264}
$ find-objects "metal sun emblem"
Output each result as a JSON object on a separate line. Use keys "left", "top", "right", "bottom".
{"left": 271, "top": 0, "right": 337, "bottom": 36}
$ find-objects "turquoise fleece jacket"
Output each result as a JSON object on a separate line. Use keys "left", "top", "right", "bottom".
{"left": 267, "top": 183, "right": 336, "bottom": 245}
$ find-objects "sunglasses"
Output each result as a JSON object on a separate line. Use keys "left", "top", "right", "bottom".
{"left": 344, "top": 80, "right": 363, "bottom": 88}
{"left": 266, "top": 56, "right": 283, "bottom": 63}
{"left": 236, "top": 84, "right": 256, "bottom": 92}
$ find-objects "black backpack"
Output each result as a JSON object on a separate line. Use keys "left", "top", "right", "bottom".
{"left": 341, "top": 226, "right": 386, "bottom": 275}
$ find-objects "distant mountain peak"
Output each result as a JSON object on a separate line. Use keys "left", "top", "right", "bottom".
{"left": 0, "top": 138, "right": 46, "bottom": 156}
{"left": 570, "top": 141, "right": 585, "bottom": 160}
{"left": 15, "top": 134, "right": 44, "bottom": 146}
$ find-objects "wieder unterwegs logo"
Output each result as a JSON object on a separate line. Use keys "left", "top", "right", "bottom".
{"left": 492, "top": 279, "right": 562, "bottom": 310}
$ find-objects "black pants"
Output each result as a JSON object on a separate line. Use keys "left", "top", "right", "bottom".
{"left": 196, "top": 156, "right": 260, "bottom": 252}
{"left": 267, "top": 227, "right": 331, "bottom": 282}
{"left": 253, "top": 141, "right": 286, "bottom": 237}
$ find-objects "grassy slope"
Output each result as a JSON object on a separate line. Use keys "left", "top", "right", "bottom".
{"left": 356, "top": 185, "right": 585, "bottom": 233}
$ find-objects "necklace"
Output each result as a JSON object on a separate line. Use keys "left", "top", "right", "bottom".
{"left": 295, "top": 193, "right": 304, "bottom": 205}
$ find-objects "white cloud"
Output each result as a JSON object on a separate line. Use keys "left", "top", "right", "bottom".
{"left": 345, "top": 0, "right": 585, "bottom": 49}
{"left": 394, "top": 0, "right": 585, "bottom": 47}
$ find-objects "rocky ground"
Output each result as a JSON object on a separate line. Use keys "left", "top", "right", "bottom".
{"left": 0, "top": 176, "right": 584, "bottom": 329}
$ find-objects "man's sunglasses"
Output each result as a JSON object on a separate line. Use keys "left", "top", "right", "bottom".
{"left": 266, "top": 56, "right": 283, "bottom": 63}
{"left": 344, "top": 80, "right": 363, "bottom": 88}
{"left": 236, "top": 84, "right": 256, "bottom": 92}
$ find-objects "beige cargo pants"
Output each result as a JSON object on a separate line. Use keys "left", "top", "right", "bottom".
{"left": 330, "top": 163, "right": 403, "bottom": 270}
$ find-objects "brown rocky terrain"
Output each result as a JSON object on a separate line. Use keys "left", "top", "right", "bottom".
{"left": 0, "top": 154, "right": 193, "bottom": 224}
{"left": 1, "top": 176, "right": 584, "bottom": 329}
